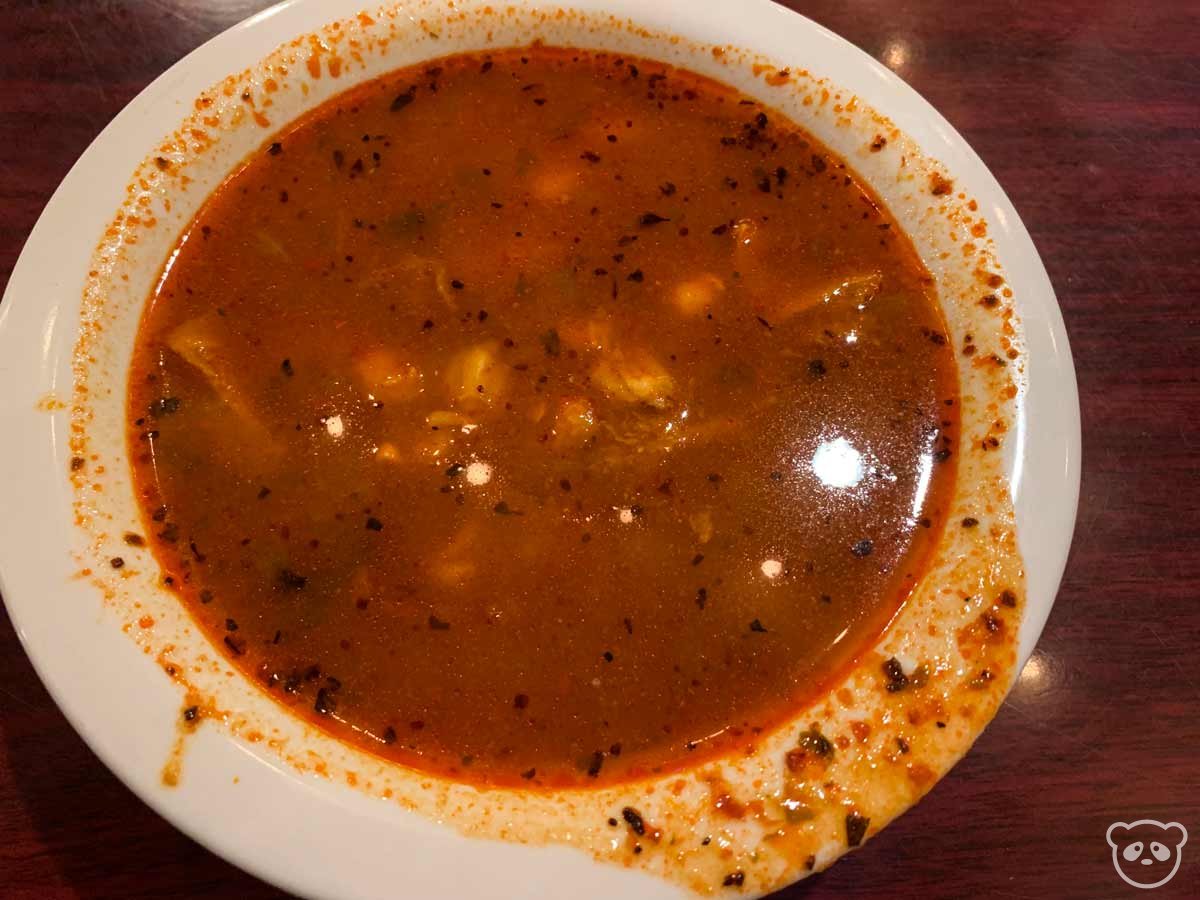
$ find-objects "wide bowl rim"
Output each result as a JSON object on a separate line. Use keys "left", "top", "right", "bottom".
{"left": 0, "top": 1, "right": 1080, "bottom": 897}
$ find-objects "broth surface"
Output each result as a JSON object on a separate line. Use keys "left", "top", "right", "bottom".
{"left": 128, "top": 48, "right": 958, "bottom": 787}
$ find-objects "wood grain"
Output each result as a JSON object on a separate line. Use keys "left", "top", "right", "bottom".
{"left": 1, "top": 1, "right": 1197, "bottom": 897}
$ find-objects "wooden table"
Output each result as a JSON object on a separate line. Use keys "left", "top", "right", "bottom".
{"left": 1, "top": 1, "right": 1196, "bottom": 897}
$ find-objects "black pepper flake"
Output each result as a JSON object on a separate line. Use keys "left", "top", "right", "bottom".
{"left": 602, "top": 651, "right": 614, "bottom": 662}
{"left": 723, "top": 871, "right": 745, "bottom": 887}
{"left": 267, "top": 142, "right": 282, "bottom": 155}
{"left": 514, "top": 693, "right": 529, "bottom": 709}
{"left": 428, "top": 615, "right": 451, "bottom": 630}
{"left": 896, "top": 736, "right": 910, "bottom": 754}
{"left": 660, "top": 181, "right": 677, "bottom": 196}
{"left": 383, "top": 726, "right": 397, "bottom": 744}
{"left": 808, "top": 359, "right": 827, "bottom": 377}
{"left": 811, "top": 154, "right": 827, "bottom": 173}
{"left": 199, "top": 589, "right": 213, "bottom": 604}
{"left": 623, "top": 617, "right": 633, "bottom": 635}
{"left": 961, "top": 517, "right": 979, "bottom": 528}
{"left": 540, "top": 328, "right": 561, "bottom": 356}
{"left": 580, "top": 150, "right": 601, "bottom": 163}
{"left": 711, "top": 223, "right": 728, "bottom": 235}
{"left": 845, "top": 812, "right": 870, "bottom": 847}
{"left": 365, "top": 516, "right": 384, "bottom": 531}
{"left": 110, "top": 557, "right": 125, "bottom": 569}
{"left": 183, "top": 705, "right": 199, "bottom": 722}
{"left": 257, "top": 486, "right": 271, "bottom": 500}
{"left": 445, "top": 463, "right": 465, "bottom": 477}
{"left": 450, "top": 279, "right": 465, "bottom": 290}
{"left": 798, "top": 727, "right": 833, "bottom": 756}
{"left": 749, "top": 618, "right": 767, "bottom": 633}
{"left": 622, "top": 807, "right": 646, "bottom": 835}
{"left": 422, "top": 319, "right": 434, "bottom": 330}
{"left": 626, "top": 269, "right": 645, "bottom": 283}
{"left": 934, "top": 448, "right": 952, "bottom": 463}
{"left": 608, "top": 817, "right": 619, "bottom": 827}
{"left": 223, "top": 634, "right": 246, "bottom": 656}
{"left": 639, "top": 212, "right": 669, "bottom": 226}
{"left": 755, "top": 315, "right": 773, "bottom": 331}
{"left": 278, "top": 568, "right": 307, "bottom": 590}
{"left": 882, "top": 657, "right": 909, "bottom": 692}
{"left": 225, "top": 618, "right": 238, "bottom": 631}
{"left": 851, "top": 539, "right": 874, "bottom": 557}
{"left": 586, "top": 750, "right": 605, "bottom": 777}
{"left": 390, "top": 86, "right": 416, "bottom": 111}
{"left": 493, "top": 500, "right": 522, "bottom": 516}
{"left": 559, "top": 478, "right": 572, "bottom": 492}
{"left": 521, "top": 768, "right": 537, "bottom": 779}
{"left": 314, "top": 688, "right": 336, "bottom": 715}
{"left": 281, "top": 358, "right": 294, "bottom": 377}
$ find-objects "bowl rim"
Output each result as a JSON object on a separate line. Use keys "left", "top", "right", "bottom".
{"left": 0, "top": 1, "right": 1080, "bottom": 897}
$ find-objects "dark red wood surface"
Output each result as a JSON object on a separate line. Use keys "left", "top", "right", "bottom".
{"left": 2, "top": 1, "right": 1197, "bottom": 897}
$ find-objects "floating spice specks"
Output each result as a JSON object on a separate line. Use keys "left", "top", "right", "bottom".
{"left": 277, "top": 568, "right": 307, "bottom": 590}
{"left": 882, "top": 657, "right": 909, "bottom": 692}
{"left": 314, "top": 687, "right": 336, "bottom": 715}
{"left": 749, "top": 618, "right": 768, "bottom": 633}
{"left": 851, "top": 539, "right": 874, "bottom": 557}
{"left": 390, "top": 86, "right": 416, "bottom": 111}
{"left": 586, "top": 750, "right": 605, "bottom": 777}
{"left": 621, "top": 807, "right": 646, "bottom": 835}
{"left": 845, "top": 811, "right": 870, "bottom": 847}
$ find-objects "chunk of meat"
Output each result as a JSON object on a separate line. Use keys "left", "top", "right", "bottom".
{"left": 166, "top": 315, "right": 260, "bottom": 424}
{"left": 672, "top": 274, "right": 724, "bottom": 316}
{"left": 445, "top": 342, "right": 507, "bottom": 407}
{"left": 591, "top": 350, "right": 675, "bottom": 409}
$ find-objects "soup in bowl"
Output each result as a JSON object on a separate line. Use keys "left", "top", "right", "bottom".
{"left": 0, "top": 1, "right": 1077, "bottom": 897}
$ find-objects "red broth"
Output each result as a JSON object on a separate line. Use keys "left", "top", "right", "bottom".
{"left": 127, "top": 48, "right": 958, "bottom": 787}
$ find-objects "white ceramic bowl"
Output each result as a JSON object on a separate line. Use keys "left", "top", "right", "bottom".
{"left": 0, "top": 1, "right": 1079, "bottom": 897}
